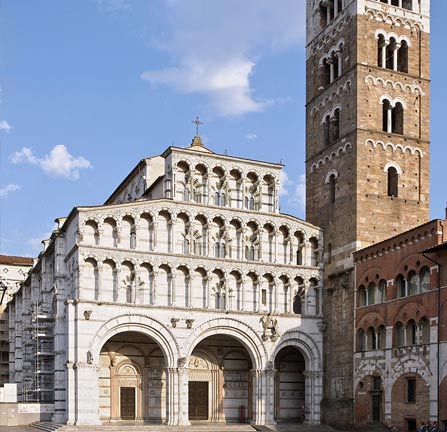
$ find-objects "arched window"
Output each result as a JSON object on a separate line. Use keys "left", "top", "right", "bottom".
{"left": 324, "top": 115, "right": 331, "bottom": 146}
{"left": 215, "top": 191, "right": 220, "bottom": 206}
{"left": 368, "top": 283, "right": 376, "bottom": 305}
{"left": 392, "top": 102, "right": 404, "bottom": 135}
{"left": 396, "top": 274, "right": 406, "bottom": 297}
{"left": 398, "top": 40, "right": 409, "bottom": 73}
{"left": 378, "top": 279, "right": 387, "bottom": 303}
{"left": 328, "top": 174, "right": 336, "bottom": 204}
{"left": 332, "top": 108, "right": 340, "bottom": 141}
{"left": 358, "top": 329, "right": 366, "bottom": 351}
{"left": 420, "top": 267, "right": 430, "bottom": 292}
{"left": 395, "top": 322, "right": 405, "bottom": 347}
{"left": 378, "top": 325, "right": 386, "bottom": 349}
{"left": 408, "top": 271, "right": 419, "bottom": 296}
{"left": 367, "top": 327, "right": 376, "bottom": 350}
{"left": 420, "top": 317, "right": 430, "bottom": 344}
{"left": 321, "top": 58, "right": 331, "bottom": 88}
{"left": 377, "top": 34, "right": 386, "bottom": 68}
{"left": 407, "top": 320, "right": 417, "bottom": 345}
{"left": 387, "top": 167, "right": 399, "bottom": 198}
{"left": 382, "top": 99, "right": 392, "bottom": 132}
{"left": 249, "top": 196, "right": 255, "bottom": 210}
{"left": 386, "top": 37, "right": 396, "bottom": 70}
{"left": 310, "top": 238, "right": 319, "bottom": 266}
{"left": 358, "top": 285, "right": 367, "bottom": 307}
{"left": 293, "top": 295, "right": 302, "bottom": 315}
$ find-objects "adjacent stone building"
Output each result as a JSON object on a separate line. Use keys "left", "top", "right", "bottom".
{"left": 305, "top": 0, "right": 431, "bottom": 426}
{"left": 353, "top": 219, "right": 447, "bottom": 431}
{"left": 0, "top": 255, "right": 33, "bottom": 387}
{"left": 7, "top": 137, "right": 324, "bottom": 426}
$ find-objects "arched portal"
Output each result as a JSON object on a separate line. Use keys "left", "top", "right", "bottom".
{"left": 274, "top": 346, "right": 306, "bottom": 423}
{"left": 188, "top": 334, "right": 253, "bottom": 424}
{"left": 98, "top": 331, "right": 167, "bottom": 423}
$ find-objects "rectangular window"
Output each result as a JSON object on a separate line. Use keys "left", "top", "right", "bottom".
{"left": 406, "top": 378, "right": 416, "bottom": 403}
{"left": 261, "top": 289, "right": 267, "bottom": 306}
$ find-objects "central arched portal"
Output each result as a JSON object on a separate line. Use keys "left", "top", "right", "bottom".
{"left": 189, "top": 334, "right": 253, "bottom": 423}
{"left": 274, "top": 346, "right": 306, "bottom": 423}
{"left": 98, "top": 331, "right": 167, "bottom": 423}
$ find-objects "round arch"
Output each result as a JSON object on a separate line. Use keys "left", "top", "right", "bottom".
{"left": 90, "top": 314, "right": 179, "bottom": 367}
{"left": 271, "top": 329, "right": 322, "bottom": 372}
{"left": 183, "top": 318, "right": 267, "bottom": 370}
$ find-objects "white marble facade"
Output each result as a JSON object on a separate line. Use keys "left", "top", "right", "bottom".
{"left": 8, "top": 137, "right": 324, "bottom": 426}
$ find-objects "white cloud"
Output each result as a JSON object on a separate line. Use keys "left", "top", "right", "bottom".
{"left": 10, "top": 145, "right": 92, "bottom": 180}
{"left": 10, "top": 147, "right": 38, "bottom": 164}
{"left": 290, "top": 174, "right": 306, "bottom": 209}
{"left": 0, "top": 120, "right": 12, "bottom": 132}
{"left": 141, "top": 0, "right": 305, "bottom": 117}
{"left": 279, "top": 170, "right": 293, "bottom": 197}
{"left": 96, "top": 0, "right": 131, "bottom": 12}
{"left": 244, "top": 133, "right": 258, "bottom": 141}
{"left": 0, "top": 184, "right": 21, "bottom": 198}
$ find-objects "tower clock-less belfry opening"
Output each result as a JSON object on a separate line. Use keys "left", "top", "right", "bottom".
{"left": 306, "top": 0, "right": 430, "bottom": 427}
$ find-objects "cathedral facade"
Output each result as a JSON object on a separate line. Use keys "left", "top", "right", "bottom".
{"left": 8, "top": 137, "right": 324, "bottom": 426}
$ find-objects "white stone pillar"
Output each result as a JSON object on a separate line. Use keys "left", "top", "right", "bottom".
{"left": 171, "top": 272, "right": 176, "bottom": 306}
{"left": 393, "top": 43, "right": 401, "bottom": 71}
{"left": 74, "top": 363, "right": 101, "bottom": 425}
{"left": 265, "top": 367, "right": 277, "bottom": 425}
{"left": 384, "top": 326, "right": 393, "bottom": 422}
{"left": 329, "top": 59, "right": 335, "bottom": 83}
{"left": 251, "top": 369, "right": 267, "bottom": 426}
{"left": 241, "top": 277, "right": 246, "bottom": 312}
{"left": 387, "top": 106, "right": 393, "bottom": 133}
{"left": 381, "top": 41, "right": 389, "bottom": 68}
{"left": 326, "top": 3, "right": 331, "bottom": 24}
{"left": 65, "top": 299, "right": 76, "bottom": 425}
{"left": 165, "top": 367, "right": 179, "bottom": 425}
{"left": 398, "top": 0, "right": 402, "bottom": 7}
{"left": 177, "top": 363, "right": 190, "bottom": 425}
{"left": 274, "top": 278, "right": 279, "bottom": 313}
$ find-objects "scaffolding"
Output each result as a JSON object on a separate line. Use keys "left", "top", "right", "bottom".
{"left": 22, "top": 301, "right": 54, "bottom": 403}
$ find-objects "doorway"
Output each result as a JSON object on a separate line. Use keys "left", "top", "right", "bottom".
{"left": 189, "top": 381, "right": 209, "bottom": 420}
{"left": 120, "top": 387, "right": 136, "bottom": 420}
{"left": 371, "top": 394, "right": 381, "bottom": 422}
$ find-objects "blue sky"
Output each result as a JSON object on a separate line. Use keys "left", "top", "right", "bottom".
{"left": 0, "top": 0, "right": 445, "bottom": 257}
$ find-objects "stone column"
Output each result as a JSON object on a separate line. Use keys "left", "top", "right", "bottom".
{"left": 241, "top": 276, "right": 246, "bottom": 312}
{"left": 337, "top": 50, "right": 343, "bottom": 76}
{"left": 152, "top": 270, "right": 159, "bottom": 305}
{"left": 251, "top": 369, "right": 267, "bottom": 426}
{"left": 65, "top": 299, "right": 76, "bottom": 425}
{"left": 326, "top": 2, "right": 331, "bottom": 24}
{"left": 170, "top": 272, "right": 176, "bottom": 307}
{"left": 74, "top": 363, "right": 101, "bottom": 425}
{"left": 328, "top": 58, "right": 334, "bottom": 83}
{"left": 386, "top": 105, "right": 393, "bottom": 133}
{"left": 165, "top": 367, "right": 179, "bottom": 425}
{"left": 265, "top": 366, "right": 277, "bottom": 425}
{"left": 303, "top": 370, "right": 323, "bottom": 424}
{"left": 177, "top": 362, "right": 190, "bottom": 425}
{"left": 381, "top": 40, "right": 389, "bottom": 68}
{"left": 393, "top": 42, "right": 401, "bottom": 71}
{"left": 274, "top": 278, "right": 279, "bottom": 313}
{"left": 334, "top": 0, "right": 338, "bottom": 17}
{"left": 116, "top": 266, "right": 125, "bottom": 303}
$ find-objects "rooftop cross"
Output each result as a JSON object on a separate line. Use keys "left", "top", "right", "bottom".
{"left": 192, "top": 116, "right": 203, "bottom": 136}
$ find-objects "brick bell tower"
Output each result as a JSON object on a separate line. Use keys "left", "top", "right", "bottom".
{"left": 305, "top": 0, "right": 430, "bottom": 427}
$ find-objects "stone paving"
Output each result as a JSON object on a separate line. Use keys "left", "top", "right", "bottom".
{"left": 0, "top": 423, "right": 352, "bottom": 432}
